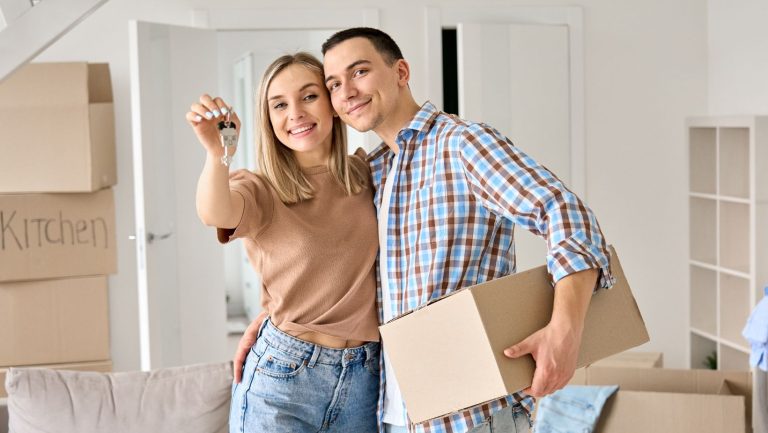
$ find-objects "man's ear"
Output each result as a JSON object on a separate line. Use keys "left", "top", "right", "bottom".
{"left": 395, "top": 58, "right": 410, "bottom": 87}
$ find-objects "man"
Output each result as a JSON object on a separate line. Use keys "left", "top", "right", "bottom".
{"left": 236, "top": 27, "right": 613, "bottom": 433}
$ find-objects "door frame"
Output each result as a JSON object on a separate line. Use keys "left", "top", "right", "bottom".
{"left": 424, "top": 6, "right": 587, "bottom": 197}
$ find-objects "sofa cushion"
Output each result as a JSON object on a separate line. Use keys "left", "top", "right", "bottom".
{"left": 5, "top": 362, "right": 232, "bottom": 433}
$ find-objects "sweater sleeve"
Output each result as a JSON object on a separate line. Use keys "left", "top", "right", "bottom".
{"left": 216, "top": 169, "right": 274, "bottom": 243}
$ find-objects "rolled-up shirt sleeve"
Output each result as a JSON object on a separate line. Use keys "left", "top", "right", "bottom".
{"left": 216, "top": 169, "right": 274, "bottom": 244}
{"left": 459, "top": 123, "right": 614, "bottom": 289}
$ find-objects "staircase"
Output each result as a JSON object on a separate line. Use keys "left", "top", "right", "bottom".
{"left": 0, "top": 0, "right": 109, "bottom": 83}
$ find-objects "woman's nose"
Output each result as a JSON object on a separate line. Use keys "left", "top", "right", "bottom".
{"left": 289, "top": 107, "right": 305, "bottom": 121}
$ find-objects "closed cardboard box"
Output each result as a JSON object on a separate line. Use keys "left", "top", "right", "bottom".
{"left": 0, "top": 188, "right": 116, "bottom": 282}
{"left": 0, "top": 62, "right": 116, "bottom": 193}
{"left": 0, "top": 276, "right": 110, "bottom": 366}
{"left": 0, "top": 360, "right": 112, "bottom": 398}
{"left": 570, "top": 366, "right": 751, "bottom": 433}
{"left": 379, "top": 247, "right": 649, "bottom": 424}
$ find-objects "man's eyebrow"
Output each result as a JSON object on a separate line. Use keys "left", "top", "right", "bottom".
{"left": 268, "top": 82, "right": 319, "bottom": 101}
{"left": 324, "top": 60, "right": 372, "bottom": 84}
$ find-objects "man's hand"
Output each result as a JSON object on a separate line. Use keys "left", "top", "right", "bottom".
{"left": 233, "top": 313, "right": 267, "bottom": 383}
{"left": 503, "top": 268, "right": 599, "bottom": 398}
{"left": 503, "top": 320, "right": 581, "bottom": 397}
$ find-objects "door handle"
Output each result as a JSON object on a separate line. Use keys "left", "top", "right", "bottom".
{"left": 128, "top": 231, "right": 173, "bottom": 244}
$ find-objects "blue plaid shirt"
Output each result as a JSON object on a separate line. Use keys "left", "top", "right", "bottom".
{"left": 369, "top": 102, "right": 614, "bottom": 433}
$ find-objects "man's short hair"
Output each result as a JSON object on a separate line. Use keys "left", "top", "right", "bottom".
{"left": 321, "top": 27, "right": 404, "bottom": 65}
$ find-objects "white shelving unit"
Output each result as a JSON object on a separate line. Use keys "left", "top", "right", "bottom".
{"left": 687, "top": 116, "right": 768, "bottom": 373}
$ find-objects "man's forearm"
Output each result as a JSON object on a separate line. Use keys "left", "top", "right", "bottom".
{"left": 549, "top": 269, "right": 599, "bottom": 336}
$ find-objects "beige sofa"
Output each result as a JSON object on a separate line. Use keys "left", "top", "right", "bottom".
{"left": 2, "top": 362, "right": 232, "bottom": 433}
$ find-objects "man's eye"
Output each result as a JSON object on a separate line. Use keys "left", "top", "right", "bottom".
{"left": 329, "top": 82, "right": 340, "bottom": 92}
{"left": 354, "top": 69, "right": 367, "bottom": 77}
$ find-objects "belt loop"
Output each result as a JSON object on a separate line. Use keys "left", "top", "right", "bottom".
{"left": 307, "top": 344, "right": 321, "bottom": 368}
{"left": 364, "top": 343, "right": 373, "bottom": 362}
{"left": 256, "top": 316, "right": 269, "bottom": 339}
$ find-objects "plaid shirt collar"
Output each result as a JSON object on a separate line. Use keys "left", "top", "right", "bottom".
{"left": 368, "top": 101, "right": 440, "bottom": 158}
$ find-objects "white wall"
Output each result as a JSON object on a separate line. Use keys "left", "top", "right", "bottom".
{"left": 35, "top": 0, "right": 708, "bottom": 371}
{"left": 708, "top": 0, "right": 768, "bottom": 115}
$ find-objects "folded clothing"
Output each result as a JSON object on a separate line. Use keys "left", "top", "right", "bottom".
{"left": 743, "top": 289, "right": 768, "bottom": 371}
{"left": 535, "top": 384, "right": 619, "bottom": 433}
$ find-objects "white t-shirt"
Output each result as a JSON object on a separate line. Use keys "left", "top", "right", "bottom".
{"left": 378, "top": 153, "right": 407, "bottom": 426}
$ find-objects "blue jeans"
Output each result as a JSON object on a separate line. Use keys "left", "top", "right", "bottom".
{"left": 230, "top": 319, "right": 380, "bottom": 433}
{"left": 384, "top": 405, "right": 530, "bottom": 433}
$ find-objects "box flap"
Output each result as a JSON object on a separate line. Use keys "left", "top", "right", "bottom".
{"left": 718, "top": 379, "right": 735, "bottom": 396}
{"left": 595, "top": 390, "right": 745, "bottom": 433}
{"left": 87, "top": 63, "right": 113, "bottom": 103}
{"left": 379, "top": 290, "right": 506, "bottom": 423}
{"left": 583, "top": 365, "right": 752, "bottom": 427}
{"left": 0, "top": 62, "right": 91, "bottom": 107}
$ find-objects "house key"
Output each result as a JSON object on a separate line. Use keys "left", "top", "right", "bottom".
{"left": 218, "top": 110, "right": 238, "bottom": 166}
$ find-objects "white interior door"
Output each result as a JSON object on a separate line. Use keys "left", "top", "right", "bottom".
{"left": 458, "top": 22, "right": 570, "bottom": 273}
{"left": 129, "top": 20, "right": 227, "bottom": 370}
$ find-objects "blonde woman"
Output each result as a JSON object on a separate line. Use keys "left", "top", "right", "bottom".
{"left": 187, "top": 53, "right": 380, "bottom": 433}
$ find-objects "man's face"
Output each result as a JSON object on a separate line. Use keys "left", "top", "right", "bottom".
{"left": 323, "top": 37, "right": 401, "bottom": 133}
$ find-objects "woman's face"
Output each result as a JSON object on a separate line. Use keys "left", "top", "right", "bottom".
{"left": 267, "top": 64, "right": 335, "bottom": 166}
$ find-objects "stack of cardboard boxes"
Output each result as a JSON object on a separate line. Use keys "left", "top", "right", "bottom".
{"left": 0, "top": 62, "right": 118, "bottom": 399}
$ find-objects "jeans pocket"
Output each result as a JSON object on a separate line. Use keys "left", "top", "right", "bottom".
{"left": 256, "top": 344, "right": 307, "bottom": 380}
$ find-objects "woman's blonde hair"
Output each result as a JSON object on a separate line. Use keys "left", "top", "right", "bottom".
{"left": 255, "top": 52, "right": 367, "bottom": 204}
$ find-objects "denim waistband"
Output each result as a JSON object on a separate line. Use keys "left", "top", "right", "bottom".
{"left": 257, "top": 318, "right": 380, "bottom": 367}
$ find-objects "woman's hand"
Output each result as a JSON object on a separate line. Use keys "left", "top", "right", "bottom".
{"left": 186, "top": 94, "right": 241, "bottom": 158}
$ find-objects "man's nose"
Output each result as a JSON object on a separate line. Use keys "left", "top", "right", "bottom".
{"left": 340, "top": 82, "right": 358, "bottom": 100}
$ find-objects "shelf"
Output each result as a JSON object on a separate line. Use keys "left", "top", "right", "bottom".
{"left": 719, "top": 127, "right": 750, "bottom": 199}
{"left": 719, "top": 201, "right": 750, "bottom": 273}
{"left": 689, "top": 127, "right": 717, "bottom": 195}
{"left": 690, "top": 265, "right": 717, "bottom": 335}
{"left": 690, "top": 327, "right": 718, "bottom": 341}
{"left": 719, "top": 273, "right": 751, "bottom": 344}
{"left": 690, "top": 332, "right": 717, "bottom": 369}
{"left": 688, "top": 193, "right": 750, "bottom": 204}
{"left": 719, "top": 344, "right": 750, "bottom": 371}
{"left": 690, "top": 197, "right": 717, "bottom": 265}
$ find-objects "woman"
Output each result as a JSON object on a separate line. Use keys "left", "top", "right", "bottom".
{"left": 187, "top": 52, "right": 380, "bottom": 433}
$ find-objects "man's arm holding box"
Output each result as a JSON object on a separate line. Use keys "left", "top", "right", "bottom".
{"left": 504, "top": 268, "right": 596, "bottom": 397}
{"left": 459, "top": 123, "right": 614, "bottom": 398}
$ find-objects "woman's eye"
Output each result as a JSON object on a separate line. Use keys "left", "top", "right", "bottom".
{"left": 304, "top": 94, "right": 318, "bottom": 101}
{"left": 273, "top": 102, "right": 286, "bottom": 110}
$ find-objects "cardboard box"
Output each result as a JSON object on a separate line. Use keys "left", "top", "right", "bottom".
{"left": 379, "top": 247, "right": 649, "bottom": 424}
{"left": 570, "top": 366, "right": 751, "bottom": 433}
{"left": 0, "top": 398, "right": 6, "bottom": 433}
{"left": 0, "top": 276, "right": 110, "bottom": 366}
{"left": 0, "top": 188, "right": 116, "bottom": 282}
{"left": 590, "top": 350, "right": 663, "bottom": 368}
{"left": 0, "top": 360, "right": 112, "bottom": 398}
{"left": 0, "top": 62, "right": 116, "bottom": 193}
